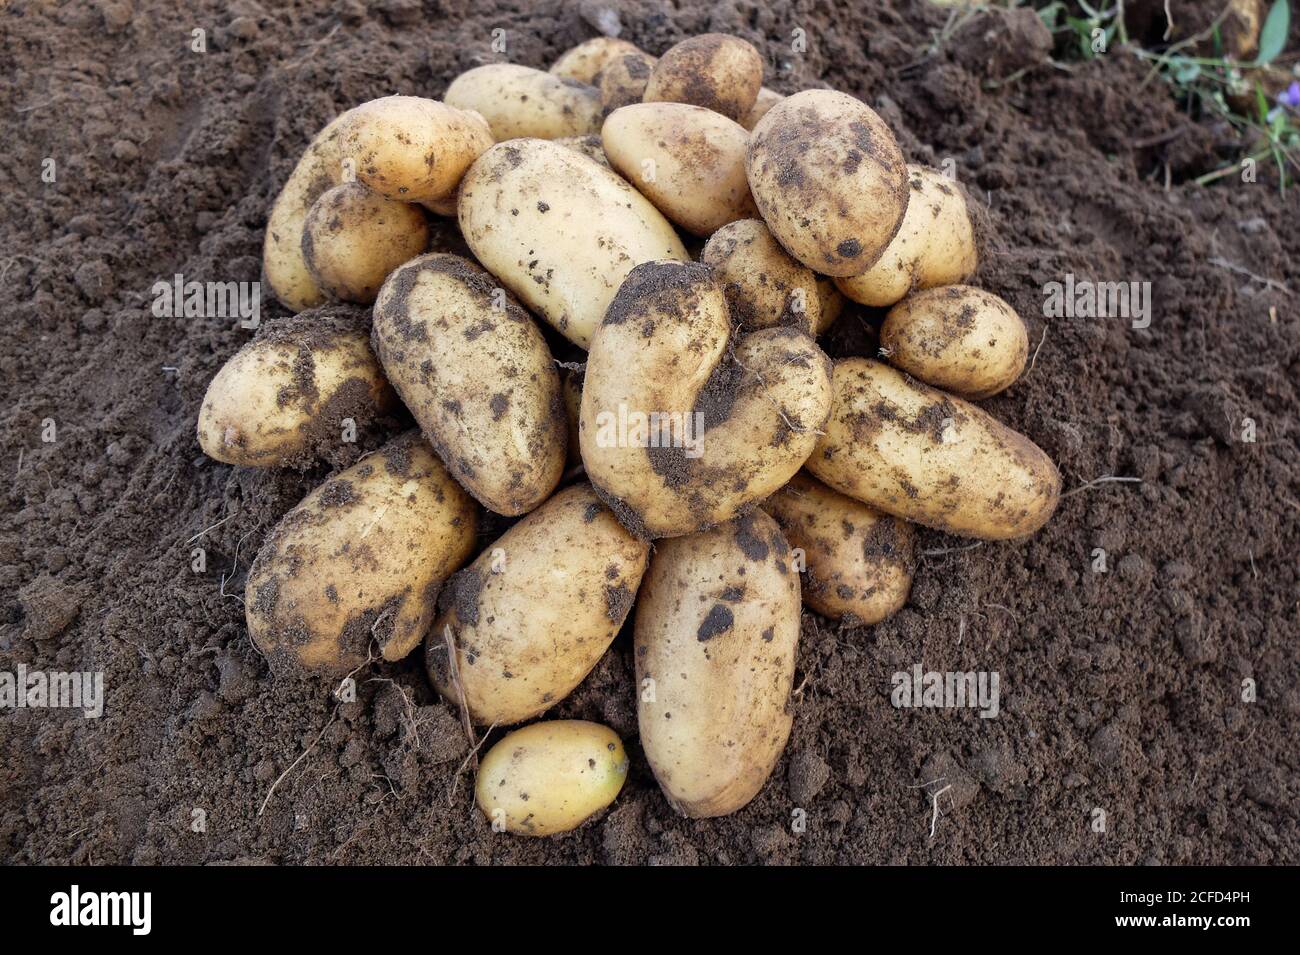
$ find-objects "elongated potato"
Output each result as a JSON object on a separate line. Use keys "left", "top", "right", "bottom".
{"left": 245, "top": 432, "right": 477, "bottom": 674}
{"left": 476, "top": 721, "right": 629, "bottom": 836}
{"left": 643, "top": 33, "right": 763, "bottom": 123}
{"left": 747, "top": 89, "right": 909, "bottom": 276}
{"left": 701, "top": 218, "right": 820, "bottom": 332}
{"left": 198, "top": 307, "right": 396, "bottom": 468}
{"left": 550, "top": 37, "right": 643, "bottom": 83}
{"left": 834, "top": 165, "right": 979, "bottom": 307}
{"left": 807, "top": 359, "right": 1060, "bottom": 539}
{"left": 881, "top": 285, "right": 1028, "bottom": 399}
{"left": 580, "top": 260, "right": 832, "bottom": 539}
{"left": 458, "top": 138, "right": 688, "bottom": 348}
{"left": 598, "top": 51, "right": 657, "bottom": 111}
{"left": 372, "top": 254, "right": 566, "bottom": 515}
{"left": 741, "top": 86, "right": 783, "bottom": 131}
{"left": 426, "top": 484, "right": 649, "bottom": 725}
{"left": 445, "top": 64, "right": 603, "bottom": 140}
{"left": 635, "top": 512, "right": 800, "bottom": 818}
{"left": 765, "top": 472, "right": 915, "bottom": 624}
{"left": 602, "top": 103, "right": 757, "bottom": 236}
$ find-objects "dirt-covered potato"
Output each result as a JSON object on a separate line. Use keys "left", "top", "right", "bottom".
{"left": 747, "top": 89, "right": 909, "bottom": 276}
{"left": 834, "top": 165, "right": 979, "bottom": 307}
{"left": 198, "top": 307, "right": 396, "bottom": 468}
{"left": 426, "top": 484, "right": 649, "bottom": 725}
{"left": 741, "top": 86, "right": 783, "bottom": 131}
{"left": 245, "top": 432, "right": 477, "bottom": 675}
{"left": 601, "top": 103, "right": 757, "bottom": 236}
{"left": 445, "top": 64, "right": 603, "bottom": 140}
{"left": 701, "top": 218, "right": 820, "bottom": 332}
{"left": 550, "top": 36, "right": 643, "bottom": 83}
{"left": 597, "top": 50, "right": 657, "bottom": 111}
{"left": 881, "top": 285, "right": 1028, "bottom": 399}
{"left": 458, "top": 138, "right": 688, "bottom": 349}
{"left": 814, "top": 275, "right": 846, "bottom": 334}
{"left": 765, "top": 472, "right": 915, "bottom": 624}
{"left": 643, "top": 33, "right": 763, "bottom": 123}
{"left": 338, "top": 95, "right": 493, "bottom": 203}
{"left": 579, "top": 260, "right": 832, "bottom": 539}
{"left": 807, "top": 358, "right": 1060, "bottom": 539}
{"left": 554, "top": 134, "right": 611, "bottom": 168}
{"left": 635, "top": 512, "right": 799, "bottom": 818}
{"left": 476, "top": 720, "right": 629, "bottom": 836}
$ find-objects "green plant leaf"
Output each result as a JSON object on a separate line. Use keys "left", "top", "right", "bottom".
{"left": 1257, "top": 0, "right": 1291, "bottom": 66}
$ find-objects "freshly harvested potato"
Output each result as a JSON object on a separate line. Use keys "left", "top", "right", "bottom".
{"left": 338, "top": 95, "right": 493, "bottom": 203}
{"left": 701, "top": 218, "right": 820, "bottom": 332}
{"left": 741, "top": 86, "right": 783, "bottom": 131}
{"left": 198, "top": 307, "right": 396, "bottom": 468}
{"left": 643, "top": 33, "right": 763, "bottom": 123}
{"left": 747, "top": 89, "right": 909, "bottom": 276}
{"left": 602, "top": 103, "right": 757, "bottom": 236}
{"left": 550, "top": 36, "right": 643, "bottom": 83}
{"left": 807, "top": 358, "right": 1060, "bottom": 539}
{"left": 554, "top": 134, "right": 611, "bottom": 168}
{"left": 301, "top": 182, "right": 429, "bottom": 304}
{"left": 580, "top": 260, "right": 832, "bottom": 539}
{"left": 597, "top": 51, "right": 657, "bottom": 111}
{"left": 476, "top": 720, "right": 629, "bottom": 836}
{"left": 426, "top": 484, "right": 649, "bottom": 725}
{"left": 834, "top": 165, "right": 979, "bottom": 307}
{"left": 635, "top": 512, "right": 800, "bottom": 818}
{"left": 814, "top": 275, "right": 846, "bottom": 334}
{"left": 245, "top": 432, "right": 477, "bottom": 674}
{"left": 765, "top": 472, "right": 915, "bottom": 624}
{"left": 458, "top": 138, "right": 688, "bottom": 349}
{"left": 445, "top": 64, "right": 603, "bottom": 140}
{"left": 881, "top": 285, "right": 1028, "bottom": 399}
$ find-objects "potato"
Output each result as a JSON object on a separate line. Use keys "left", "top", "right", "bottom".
{"left": 700, "top": 218, "right": 820, "bottom": 332}
{"left": 635, "top": 512, "right": 799, "bottom": 817}
{"left": 597, "top": 51, "right": 657, "bottom": 111}
{"left": 198, "top": 307, "right": 397, "bottom": 468}
{"left": 476, "top": 720, "right": 629, "bottom": 836}
{"left": 562, "top": 368, "right": 584, "bottom": 468}
{"left": 881, "top": 285, "right": 1028, "bottom": 399}
{"left": 444, "top": 64, "right": 603, "bottom": 140}
{"left": 371, "top": 253, "right": 566, "bottom": 516}
{"left": 419, "top": 192, "right": 459, "bottom": 217}
{"left": 579, "top": 260, "right": 832, "bottom": 539}
{"left": 741, "top": 86, "right": 783, "bottom": 131}
{"left": 746, "top": 89, "right": 909, "bottom": 276}
{"left": 807, "top": 358, "right": 1060, "bottom": 539}
{"left": 643, "top": 33, "right": 763, "bottom": 123}
{"left": 245, "top": 432, "right": 477, "bottom": 674}
{"left": 458, "top": 138, "right": 688, "bottom": 349}
{"left": 834, "top": 165, "right": 979, "bottom": 307}
{"left": 554, "top": 134, "right": 611, "bottom": 168}
{"left": 765, "top": 472, "right": 915, "bottom": 624}
{"left": 602, "top": 103, "right": 757, "bottom": 236}
{"left": 338, "top": 95, "right": 493, "bottom": 203}
{"left": 814, "top": 275, "right": 845, "bottom": 334}
{"left": 426, "top": 484, "right": 649, "bottom": 725}
{"left": 550, "top": 36, "right": 643, "bottom": 83}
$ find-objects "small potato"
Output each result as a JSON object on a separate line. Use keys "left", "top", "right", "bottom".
{"left": 807, "top": 359, "right": 1060, "bottom": 540}
{"left": 198, "top": 307, "right": 396, "bottom": 468}
{"left": 814, "top": 275, "right": 846, "bottom": 334}
{"left": 643, "top": 33, "right": 763, "bottom": 123}
{"left": 458, "top": 138, "right": 688, "bottom": 349}
{"left": 747, "top": 89, "right": 909, "bottom": 276}
{"left": 426, "top": 484, "right": 649, "bottom": 726}
{"left": 765, "top": 472, "right": 915, "bottom": 624}
{"left": 550, "top": 36, "right": 643, "bottom": 83}
{"left": 301, "top": 182, "right": 429, "bottom": 304}
{"left": 635, "top": 512, "right": 799, "bottom": 818}
{"left": 476, "top": 721, "right": 629, "bottom": 836}
{"left": 445, "top": 64, "right": 603, "bottom": 140}
{"left": 741, "top": 86, "right": 783, "bottom": 131}
{"left": 245, "top": 432, "right": 477, "bottom": 675}
{"left": 881, "top": 285, "right": 1028, "bottom": 399}
{"left": 701, "top": 218, "right": 820, "bottom": 332}
{"left": 834, "top": 165, "right": 980, "bottom": 307}
{"left": 597, "top": 51, "right": 657, "bottom": 111}
{"left": 554, "top": 134, "right": 611, "bottom": 168}
{"left": 602, "top": 103, "right": 757, "bottom": 236}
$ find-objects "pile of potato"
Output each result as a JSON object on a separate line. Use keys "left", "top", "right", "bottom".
{"left": 199, "top": 33, "right": 1061, "bottom": 837}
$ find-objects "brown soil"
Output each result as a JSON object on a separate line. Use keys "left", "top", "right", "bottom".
{"left": 1, "top": 0, "right": 1297, "bottom": 865}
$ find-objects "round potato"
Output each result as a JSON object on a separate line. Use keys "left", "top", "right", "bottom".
{"left": 245, "top": 432, "right": 477, "bottom": 675}
{"left": 550, "top": 36, "right": 643, "bottom": 83}
{"left": 476, "top": 720, "right": 629, "bottom": 836}
{"left": 701, "top": 218, "right": 820, "bottom": 332}
{"left": 807, "top": 358, "right": 1060, "bottom": 539}
{"left": 597, "top": 50, "right": 657, "bottom": 111}
{"left": 602, "top": 103, "right": 757, "bottom": 236}
{"left": 426, "top": 484, "right": 649, "bottom": 726}
{"left": 643, "top": 33, "right": 763, "bottom": 123}
{"left": 635, "top": 512, "right": 800, "bottom": 818}
{"left": 765, "top": 471, "right": 915, "bottom": 624}
{"left": 458, "top": 138, "right": 688, "bottom": 349}
{"left": 746, "top": 89, "right": 909, "bottom": 276}
{"left": 741, "top": 86, "right": 783, "bottom": 131}
{"left": 445, "top": 64, "right": 603, "bottom": 140}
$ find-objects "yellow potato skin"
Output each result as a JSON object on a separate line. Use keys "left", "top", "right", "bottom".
{"left": 701, "top": 218, "right": 820, "bottom": 332}
{"left": 426, "top": 484, "right": 649, "bottom": 726}
{"left": 741, "top": 86, "right": 783, "bottom": 131}
{"left": 814, "top": 275, "right": 845, "bottom": 334}
{"left": 643, "top": 33, "right": 763, "bottom": 123}
{"left": 550, "top": 37, "right": 643, "bottom": 83}
{"left": 553, "top": 134, "right": 611, "bottom": 168}
{"left": 807, "top": 359, "right": 1060, "bottom": 540}
{"left": 445, "top": 64, "right": 603, "bottom": 140}
{"left": 476, "top": 720, "right": 629, "bottom": 836}
{"left": 881, "top": 285, "right": 1028, "bottom": 399}
{"left": 598, "top": 51, "right": 657, "bottom": 111}
{"left": 635, "top": 512, "right": 800, "bottom": 818}
{"left": 245, "top": 432, "right": 477, "bottom": 675}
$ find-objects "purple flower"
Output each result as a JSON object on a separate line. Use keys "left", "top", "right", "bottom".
{"left": 1279, "top": 81, "right": 1300, "bottom": 110}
